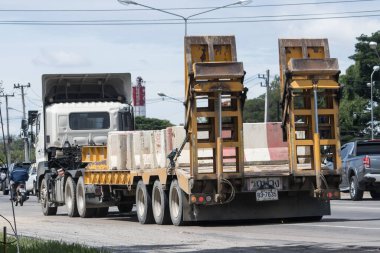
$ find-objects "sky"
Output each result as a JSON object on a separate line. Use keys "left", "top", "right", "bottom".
{"left": 0, "top": 0, "right": 379, "bottom": 135}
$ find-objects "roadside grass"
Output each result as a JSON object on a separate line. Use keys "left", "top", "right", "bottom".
{"left": 0, "top": 233, "right": 109, "bottom": 253}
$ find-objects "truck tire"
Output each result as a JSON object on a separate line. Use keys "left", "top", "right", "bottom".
{"left": 135, "top": 180, "right": 154, "bottom": 224}
{"left": 169, "top": 179, "right": 185, "bottom": 226}
{"left": 40, "top": 178, "right": 58, "bottom": 216}
{"left": 117, "top": 204, "right": 133, "bottom": 213}
{"left": 152, "top": 180, "right": 171, "bottom": 225}
{"left": 76, "top": 176, "right": 96, "bottom": 218}
{"left": 65, "top": 177, "right": 79, "bottom": 217}
{"left": 349, "top": 175, "right": 363, "bottom": 201}
{"left": 95, "top": 207, "right": 109, "bottom": 217}
{"left": 370, "top": 190, "right": 380, "bottom": 200}
{"left": 2, "top": 182, "right": 9, "bottom": 195}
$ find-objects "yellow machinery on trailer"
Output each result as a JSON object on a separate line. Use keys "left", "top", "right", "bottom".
{"left": 39, "top": 35, "right": 343, "bottom": 226}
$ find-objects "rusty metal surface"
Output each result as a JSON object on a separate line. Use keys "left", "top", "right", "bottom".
{"left": 193, "top": 62, "right": 244, "bottom": 79}
{"left": 288, "top": 58, "right": 340, "bottom": 76}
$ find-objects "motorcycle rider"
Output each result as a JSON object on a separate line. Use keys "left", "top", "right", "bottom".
{"left": 9, "top": 163, "right": 29, "bottom": 201}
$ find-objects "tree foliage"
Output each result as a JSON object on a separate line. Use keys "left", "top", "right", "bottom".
{"left": 243, "top": 75, "right": 281, "bottom": 123}
{"left": 339, "top": 31, "right": 380, "bottom": 140}
{"left": 135, "top": 116, "right": 174, "bottom": 130}
{"left": 0, "top": 136, "right": 35, "bottom": 165}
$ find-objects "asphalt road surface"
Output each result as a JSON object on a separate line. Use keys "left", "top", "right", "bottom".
{"left": 1, "top": 193, "right": 380, "bottom": 253}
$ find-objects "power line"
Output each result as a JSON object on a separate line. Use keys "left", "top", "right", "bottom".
{"left": 0, "top": 13, "right": 378, "bottom": 25}
{"left": 0, "top": 0, "right": 376, "bottom": 12}
{"left": 2, "top": 9, "right": 380, "bottom": 23}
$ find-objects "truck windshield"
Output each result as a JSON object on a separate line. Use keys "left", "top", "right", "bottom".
{"left": 357, "top": 143, "right": 380, "bottom": 155}
{"left": 69, "top": 112, "right": 110, "bottom": 130}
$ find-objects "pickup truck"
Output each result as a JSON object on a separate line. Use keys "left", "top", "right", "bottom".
{"left": 339, "top": 140, "right": 380, "bottom": 200}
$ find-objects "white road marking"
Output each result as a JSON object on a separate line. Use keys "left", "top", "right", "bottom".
{"left": 287, "top": 224, "right": 380, "bottom": 230}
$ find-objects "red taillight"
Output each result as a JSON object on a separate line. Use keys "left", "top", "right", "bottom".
{"left": 198, "top": 196, "right": 205, "bottom": 203}
{"left": 363, "top": 155, "right": 371, "bottom": 168}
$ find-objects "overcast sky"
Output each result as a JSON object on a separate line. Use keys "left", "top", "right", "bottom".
{"left": 0, "top": 0, "right": 379, "bottom": 135}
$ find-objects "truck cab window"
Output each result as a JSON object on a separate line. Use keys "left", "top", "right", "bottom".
{"left": 69, "top": 112, "right": 110, "bottom": 130}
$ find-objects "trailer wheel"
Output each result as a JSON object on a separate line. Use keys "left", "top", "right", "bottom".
{"left": 95, "top": 207, "right": 109, "bottom": 217}
{"left": 169, "top": 179, "right": 185, "bottom": 226}
{"left": 40, "top": 178, "right": 57, "bottom": 216}
{"left": 76, "top": 176, "right": 96, "bottom": 218}
{"left": 65, "top": 176, "right": 79, "bottom": 217}
{"left": 349, "top": 175, "right": 363, "bottom": 201}
{"left": 152, "top": 180, "right": 171, "bottom": 225}
{"left": 135, "top": 180, "right": 154, "bottom": 224}
{"left": 117, "top": 204, "right": 133, "bottom": 213}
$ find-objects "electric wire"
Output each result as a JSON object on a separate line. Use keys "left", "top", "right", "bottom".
{"left": 0, "top": 0, "right": 376, "bottom": 12}
{"left": 3, "top": 9, "right": 379, "bottom": 23}
{"left": 0, "top": 13, "right": 379, "bottom": 25}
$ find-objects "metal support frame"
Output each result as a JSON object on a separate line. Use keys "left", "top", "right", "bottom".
{"left": 278, "top": 39, "right": 342, "bottom": 195}
{"left": 184, "top": 36, "right": 245, "bottom": 203}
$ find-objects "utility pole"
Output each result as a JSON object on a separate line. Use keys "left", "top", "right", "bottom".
{"left": 259, "top": 70, "right": 270, "bottom": 122}
{"left": 14, "top": 83, "right": 31, "bottom": 162}
{"left": 0, "top": 92, "right": 14, "bottom": 166}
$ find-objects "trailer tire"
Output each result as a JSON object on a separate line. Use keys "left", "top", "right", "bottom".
{"left": 152, "top": 180, "right": 171, "bottom": 225}
{"left": 95, "top": 207, "right": 109, "bottom": 217}
{"left": 349, "top": 175, "right": 363, "bottom": 201}
{"left": 136, "top": 180, "right": 154, "bottom": 224}
{"left": 169, "top": 179, "right": 185, "bottom": 226}
{"left": 117, "top": 204, "right": 133, "bottom": 213}
{"left": 40, "top": 178, "right": 57, "bottom": 216}
{"left": 65, "top": 176, "right": 79, "bottom": 217}
{"left": 76, "top": 176, "right": 96, "bottom": 218}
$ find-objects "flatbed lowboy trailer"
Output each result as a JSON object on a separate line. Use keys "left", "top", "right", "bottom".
{"left": 76, "top": 36, "right": 342, "bottom": 225}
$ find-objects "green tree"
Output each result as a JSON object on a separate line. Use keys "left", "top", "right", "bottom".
{"left": 135, "top": 116, "right": 174, "bottom": 130}
{"left": 243, "top": 75, "right": 281, "bottom": 123}
{"left": 339, "top": 30, "right": 380, "bottom": 140}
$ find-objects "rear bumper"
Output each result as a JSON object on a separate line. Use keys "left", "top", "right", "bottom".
{"left": 183, "top": 191, "right": 331, "bottom": 222}
{"left": 363, "top": 173, "right": 380, "bottom": 182}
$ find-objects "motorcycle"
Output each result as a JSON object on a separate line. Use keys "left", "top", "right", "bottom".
{"left": 12, "top": 182, "right": 28, "bottom": 206}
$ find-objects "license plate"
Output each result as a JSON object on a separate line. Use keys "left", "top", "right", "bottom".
{"left": 247, "top": 177, "right": 282, "bottom": 191}
{"left": 19, "top": 189, "right": 26, "bottom": 193}
{"left": 256, "top": 189, "right": 278, "bottom": 201}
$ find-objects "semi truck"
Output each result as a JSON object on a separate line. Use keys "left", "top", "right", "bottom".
{"left": 36, "top": 36, "right": 342, "bottom": 225}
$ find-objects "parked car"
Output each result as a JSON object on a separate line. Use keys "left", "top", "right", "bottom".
{"left": 26, "top": 163, "right": 37, "bottom": 195}
{"left": 339, "top": 140, "right": 380, "bottom": 200}
{"left": 0, "top": 166, "right": 9, "bottom": 195}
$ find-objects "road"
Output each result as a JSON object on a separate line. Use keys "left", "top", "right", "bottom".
{"left": 1, "top": 193, "right": 380, "bottom": 253}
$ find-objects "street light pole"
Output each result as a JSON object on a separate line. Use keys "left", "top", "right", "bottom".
{"left": 157, "top": 92, "right": 184, "bottom": 104}
{"left": 117, "top": 0, "right": 252, "bottom": 35}
{"left": 370, "top": 65, "right": 380, "bottom": 140}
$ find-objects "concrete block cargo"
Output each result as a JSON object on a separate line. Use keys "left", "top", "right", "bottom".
{"left": 34, "top": 35, "right": 342, "bottom": 225}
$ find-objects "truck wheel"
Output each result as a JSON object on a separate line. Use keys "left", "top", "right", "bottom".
{"left": 2, "top": 182, "right": 9, "bottom": 195}
{"left": 169, "top": 179, "right": 185, "bottom": 226}
{"left": 40, "top": 178, "right": 58, "bottom": 216}
{"left": 95, "top": 207, "right": 109, "bottom": 217}
{"left": 370, "top": 190, "right": 380, "bottom": 200}
{"left": 152, "top": 180, "right": 171, "bottom": 225}
{"left": 349, "top": 175, "right": 363, "bottom": 201}
{"left": 65, "top": 177, "right": 79, "bottom": 217}
{"left": 135, "top": 180, "right": 154, "bottom": 224}
{"left": 117, "top": 204, "right": 133, "bottom": 213}
{"left": 76, "top": 176, "right": 96, "bottom": 218}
